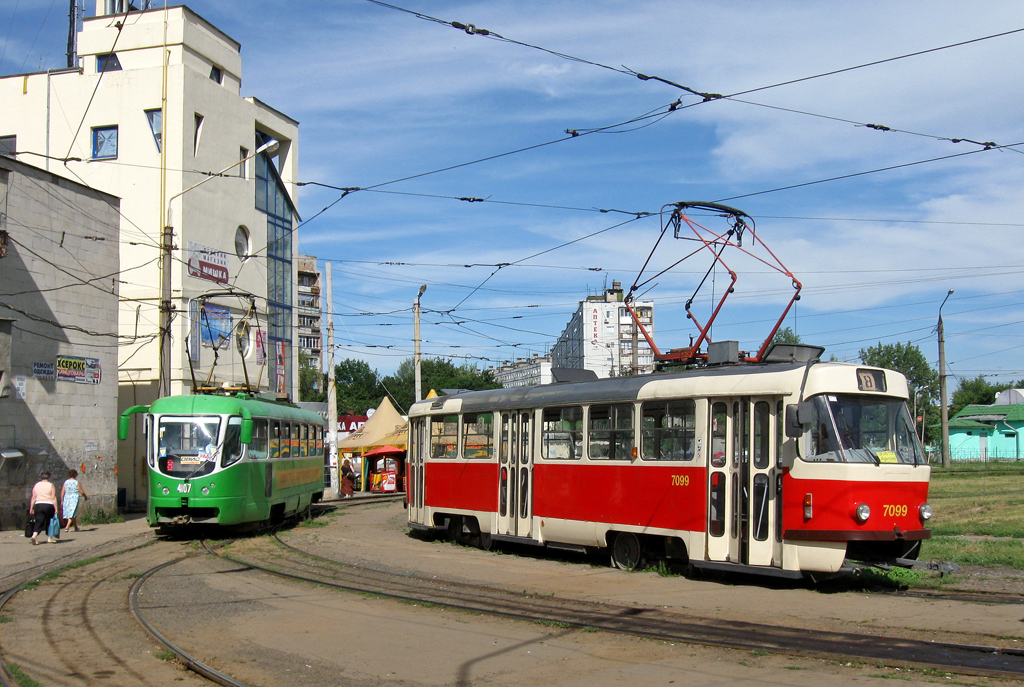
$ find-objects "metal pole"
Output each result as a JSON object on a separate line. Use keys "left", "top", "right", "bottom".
{"left": 939, "top": 289, "right": 953, "bottom": 468}
{"left": 326, "top": 262, "right": 338, "bottom": 497}
{"left": 414, "top": 284, "right": 426, "bottom": 402}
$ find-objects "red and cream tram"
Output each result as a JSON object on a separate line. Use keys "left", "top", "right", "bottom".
{"left": 406, "top": 344, "right": 931, "bottom": 578}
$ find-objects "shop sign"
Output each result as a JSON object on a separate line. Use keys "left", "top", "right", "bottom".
{"left": 56, "top": 356, "right": 101, "bottom": 384}
{"left": 187, "top": 241, "right": 229, "bottom": 284}
{"left": 32, "top": 362, "right": 55, "bottom": 379}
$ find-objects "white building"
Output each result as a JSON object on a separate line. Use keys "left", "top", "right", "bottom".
{"left": 550, "top": 282, "right": 655, "bottom": 378}
{"left": 492, "top": 354, "right": 553, "bottom": 388}
{"left": 296, "top": 255, "right": 322, "bottom": 372}
{"left": 0, "top": 2, "right": 300, "bottom": 506}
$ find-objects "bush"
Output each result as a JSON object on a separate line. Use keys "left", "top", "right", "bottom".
{"left": 79, "top": 508, "right": 124, "bottom": 525}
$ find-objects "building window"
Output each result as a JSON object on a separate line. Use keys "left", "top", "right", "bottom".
{"left": 234, "top": 225, "right": 249, "bottom": 261}
{"left": 92, "top": 126, "right": 118, "bottom": 159}
{"left": 97, "top": 53, "right": 122, "bottom": 72}
{"left": 239, "top": 147, "right": 248, "bottom": 179}
{"left": 145, "top": 109, "right": 162, "bottom": 152}
{"left": 193, "top": 114, "right": 204, "bottom": 156}
{"left": 0, "top": 135, "right": 15, "bottom": 156}
{"left": 210, "top": 65, "right": 223, "bottom": 83}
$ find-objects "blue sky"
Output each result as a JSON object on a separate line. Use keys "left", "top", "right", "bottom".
{"left": 3, "top": 1, "right": 1023, "bottom": 389}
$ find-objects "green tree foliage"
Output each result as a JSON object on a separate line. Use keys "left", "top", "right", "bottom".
{"left": 769, "top": 326, "right": 802, "bottom": 346}
{"left": 333, "top": 358, "right": 386, "bottom": 415}
{"left": 381, "top": 357, "right": 501, "bottom": 411}
{"left": 298, "top": 352, "right": 325, "bottom": 402}
{"left": 859, "top": 342, "right": 939, "bottom": 444}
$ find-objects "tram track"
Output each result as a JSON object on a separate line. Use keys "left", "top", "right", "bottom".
{"left": 202, "top": 530, "right": 1024, "bottom": 681}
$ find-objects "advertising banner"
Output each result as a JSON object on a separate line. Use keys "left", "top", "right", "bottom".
{"left": 186, "top": 241, "right": 229, "bottom": 284}
{"left": 56, "top": 356, "right": 101, "bottom": 384}
{"left": 200, "top": 304, "right": 232, "bottom": 349}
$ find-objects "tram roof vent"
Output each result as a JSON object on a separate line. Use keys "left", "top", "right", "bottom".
{"left": 707, "top": 340, "right": 739, "bottom": 366}
{"left": 763, "top": 343, "right": 825, "bottom": 364}
{"left": 551, "top": 367, "right": 599, "bottom": 384}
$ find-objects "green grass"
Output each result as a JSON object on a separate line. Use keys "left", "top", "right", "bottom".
{"left": 80, "top": 508, "right": 125, "bottom": 525}
{"left": 920, "top": 467, "right": 1024, "bottom": 570}
{"left": 6, "top": 663, "right": 43, "bottom": 687}
{"left": 155, "top": 650, "right": 178, "bottom": 662}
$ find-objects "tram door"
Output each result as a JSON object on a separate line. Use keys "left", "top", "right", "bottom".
{"left": 497, "top": 411, "right": 533, "bottom": 538}
{"left": 408, "top": 417, "right": 428, "bottom": 525}
{"left": 707, "top": 398, "right": 778, "bottom": 566}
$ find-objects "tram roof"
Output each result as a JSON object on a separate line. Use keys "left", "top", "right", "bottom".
{"left": 413, "top": 361, "right": 818, "bottom": 415}
{"left": 148, "top": 393, "right": 325, "bottom": 424}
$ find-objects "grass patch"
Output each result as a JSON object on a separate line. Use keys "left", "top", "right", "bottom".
{"left": 80, "top": 508, "right": 124, "bottom": 526}
{"left": 6, "top": 663, "right": 43, "bottom": 687}
{"left": 533, "top": 618, "right": 573, "bottom": 629}
{"left": 0, "top": 615, "right": 11, "bottom": 623}
{"left": 298, "top": 518, "right": 327, "bottom": 529}
{"left": 155, "top": 650, "right": 178, "bottom": 662}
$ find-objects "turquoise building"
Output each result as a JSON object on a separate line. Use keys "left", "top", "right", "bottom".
{"left": 948, "top": 390, "right": 1024, "bottom": 461}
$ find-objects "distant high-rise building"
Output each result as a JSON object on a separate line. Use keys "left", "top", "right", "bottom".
{"left": 492, "top": 354, "right": 552, "bottom": 388}
{"left": 551, "top": 282, "right": 655, "bottom": 378}
{"left": 296, "top": 255, "right": 323, "bottom": 372}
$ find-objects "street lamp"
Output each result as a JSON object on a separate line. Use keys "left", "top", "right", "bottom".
{"left": 158, "top": 139, "right": 280, "bottom": 396}
{"left": 938, "top": 289, "right": 954, "bottom": 468}
{"left": 414, "top": 284, "right": 427, "bottom": 402}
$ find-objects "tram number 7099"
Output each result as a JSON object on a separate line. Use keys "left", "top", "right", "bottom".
{"left": 670, "top": 474, "right": 690, "bottom": 487}
{"left": 882, "top": 504, "right": 908, "bottom": 518}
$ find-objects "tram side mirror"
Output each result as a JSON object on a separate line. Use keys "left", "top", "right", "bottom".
{"left": 240, "top": 418, "right": 253, "bottom": 445}
{"left": 785, "top": 402, "right": 813, "bottom": 439}
{"left": 118, "top": 415, "right": 131, "bottom": 441}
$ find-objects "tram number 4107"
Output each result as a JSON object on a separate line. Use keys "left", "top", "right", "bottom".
{"left": 671, "top": 474, "right": 690, "bottom": 487}
{"left": 177, "top": 483, "right": 192, "bottom": 494}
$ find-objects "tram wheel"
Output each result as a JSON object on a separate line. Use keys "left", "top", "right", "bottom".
{"left": 610, "top": 532, "right": 643, "bottom": 571}
{"left": 446, "top": 516, "right": 463, "bottom": 543}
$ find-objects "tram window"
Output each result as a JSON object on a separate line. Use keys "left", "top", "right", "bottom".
{"left": 270, "top": 421, "right": 281, "bottom": 459}
{"left": 709, "top": 471, "right": 725, "bottom": 537}
{"left": 223, "top": 417, "right": 244, "bottom": 467}
{"left": 290, "top": 423, "right": 300, "bottom": 457}
{"left": 588, "top": 404, "right": 634, "bottom": 460}
{"left": 710, "top": 402, "right": 727, "bottom": 467}
{"left": 430, "top": 415, "right": 459, "bottom": 459}
{"left": 299, "top": 424, "right": 308, "bottom": 457}
{"left": 250, "top": 419, "right": 269, "bottom": 460}
{"left": 752, "top": 473, "right": 769, "bottom": 541}
{"left": 463, "top": 412, "right": 494, "bottom": 459}
{"left": 641, "top": 400, "right": 694, "bottom": 461}
{"left": 316, "top": 426, "right": 324, "bottom": 456}
{"left": 500, "top": 413, "right": 510, "bottom": 464}
{"left": 519, "top": 412, "right": 531, "bottom": 465}
{"left": 776, "top": 400, "right": 784, "bottom": 467}
{"left": 278, "top": 423, "right": 290, "bottom": 458}
{"left": 753, "top": 401, "right": 771, "bottom": 469}
{"left": 541, "top": 406, "right": 583, "bottom": 460}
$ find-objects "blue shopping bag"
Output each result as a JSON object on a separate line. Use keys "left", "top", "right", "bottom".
{"left": 47, "top": 514, "right": 60, "bottom": 539}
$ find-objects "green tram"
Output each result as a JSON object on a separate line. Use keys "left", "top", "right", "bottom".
{"left": 119, "top": 393, "right": 326, "bottom": 530}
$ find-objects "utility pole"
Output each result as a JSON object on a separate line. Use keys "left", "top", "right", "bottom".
{"left": 326, "top": 262, "right": 338, "bottom": 496}
{"left": 414, "top": 284, "right": 426, "bottom": 402}
{"left": 939, "top": 289, "right": 953, "bottom": 468}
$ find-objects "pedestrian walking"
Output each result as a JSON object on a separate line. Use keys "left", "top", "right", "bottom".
{"left": 61, "top": 469, "right": 88, "bottom": 532}
{"left": 28, "top": 471, "right": 59, "bottom": 544}
{"left": 340, "top": 459, "right": 356, "bottom": 497}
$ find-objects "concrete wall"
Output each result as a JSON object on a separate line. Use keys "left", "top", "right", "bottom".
{"left": 0, "top": 157, "right": 120, "bottom": 531}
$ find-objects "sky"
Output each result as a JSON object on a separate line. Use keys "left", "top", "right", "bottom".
{"left": 2, "top": 0, "right": 1023, "bottom": 390}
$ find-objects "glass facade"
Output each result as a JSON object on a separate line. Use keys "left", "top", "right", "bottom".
{"left": 256, "top": 139, "right": 293, "bottom": 395}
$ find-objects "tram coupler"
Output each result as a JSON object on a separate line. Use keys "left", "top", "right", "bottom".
{"left": 895, "top": 558, "right": 960, "bottom": 575}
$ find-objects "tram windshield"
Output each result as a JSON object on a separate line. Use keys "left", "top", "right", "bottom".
{"left": 803, "top": 395, "right": 925, "bottom": 465}
{"left": 156, "top": 415, "right": 222, "bottom": 477}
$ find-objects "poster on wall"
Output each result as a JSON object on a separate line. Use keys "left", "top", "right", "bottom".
{"left": 186, "top": 241, "right": 229, "bottom": 284}
{"left": 56, "top": 356, "right": 101, "bottom": 384}
{"left": 188, "top": 299, "right": 201, "bottom": 361}
{"left": 255, "top": 330, "right": 267, "bottom": 365}
{"left": 200, "top": 304, "right": 232, "bottom": 349}
{"left": 275, "top": 341, "right": 287, "bottom": 393}
{"left": 32, "top": 362, "right": 55, "bottom": 379}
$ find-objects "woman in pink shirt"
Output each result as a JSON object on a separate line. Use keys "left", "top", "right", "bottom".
{"left": 29, "top": 471, "right": 58, "bottom": 544}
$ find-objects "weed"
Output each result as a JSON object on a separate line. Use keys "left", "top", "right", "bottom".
{"left": 533, "top": 618, "right": 573, "bottom": 629}
{"left": 80, "top": 508, "right": 124, "bottom": 526}
{"left": 749, "top": 649, "right": 771, "bottom": 657}
{"left": 155, "top": 650, "right": 178, "bottom": 662}
{"left": 7, "top": 662, "right": 43, "bottom": 687}
{"left": 0, "top": 615, "right": 11, "bottom": 623}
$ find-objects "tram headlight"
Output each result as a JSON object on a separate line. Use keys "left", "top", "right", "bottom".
{"left": 162, "top": 487, "right": 170, "bottom": 495}
{"left": 919, "top": 503, "right": 933, "bottom": 521}
{"left": 201, "top": 487, "right": 210, "bottom": 495}
{"left": 855, "top": 503, "right": 871, "bottom": 524}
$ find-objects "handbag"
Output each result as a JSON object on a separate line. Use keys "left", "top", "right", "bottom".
{"left": 24, "top": 516, "right": 35, "bottom": 538}
{"left": 47, "top": 514, "right": 60, "bottom": 539}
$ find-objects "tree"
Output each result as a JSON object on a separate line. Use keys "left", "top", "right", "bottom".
{"left": 949, "top": 376, "right": 1024, "bottom": 417}
{"left": 381, "top": 357, "right": 501, "bottom": 411}
{"left": 859, "top": 341, "right": 939, "bottom": 443}
{"left": 769, "top": 326, "right": 802, "bottom": 346}
{"left": 298, "top": 352, "right": 325, "bottom": 402}
{"left": 333, "top": 358, "right": 386, "bottom": 415}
